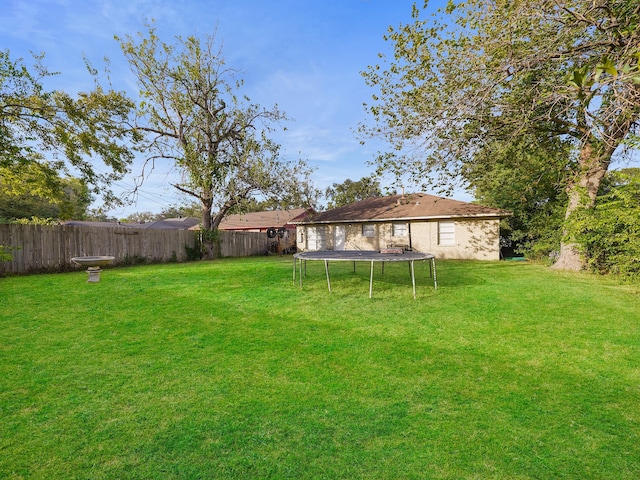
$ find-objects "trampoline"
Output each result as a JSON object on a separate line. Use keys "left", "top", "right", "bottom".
{"left": 293, "top": 250, "right": 437, "bottom": 299}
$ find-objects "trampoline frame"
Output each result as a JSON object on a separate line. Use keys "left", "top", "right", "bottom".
{"left": 293, "top": 250, "right": 437, "bottom": 299}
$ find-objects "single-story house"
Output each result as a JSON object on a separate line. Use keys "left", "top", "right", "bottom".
{"left": 190, "top": 208, "right": 315, "bottom": 253}
{"left": 215, "top": 208, "right": 314, "bottom": 233}
{"left": 293, "top": 193, "right": 511, "bottom": 261}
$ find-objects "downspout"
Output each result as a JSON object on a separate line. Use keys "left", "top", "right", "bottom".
{"left": 408, "top": 222, "right": 413, "bottom": 251}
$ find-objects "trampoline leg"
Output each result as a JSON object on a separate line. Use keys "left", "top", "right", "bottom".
{"left": 299, "top": 259, "right": 303, "bottom": 288}
{"left": 369, "top": 260, "right": 374, "bottom": 298}
{"left": 411, "top": 260, "right": 416, "bottom": 299}
{"left": 293, "top": 257, "right": 296, "bottom": 284}
{"left": 431, "top": 257, "right": 438, "bottom": 289}
{"left": 325, "top": 260, "right": 331, "bottom": 292}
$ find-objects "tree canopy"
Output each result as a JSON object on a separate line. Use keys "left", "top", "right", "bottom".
{"left": 464, "top": 134, "right": 571, "bottom": 258}
{"left": 361, "top": 0, "right": 640, "bottom": 270}
{"left": 324, "top": 176, "right": 383, "bottom": 209}
{"left": 0, "top": 173, "right": 92, "bottom": 221}
{"left": 0, "top": 49, "right": 139, "bottom": 207}
{"left": 117, "top": 26, "right": 317, "bottom": 256}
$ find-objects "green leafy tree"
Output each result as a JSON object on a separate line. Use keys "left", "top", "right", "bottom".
{"left": 117, "top": 26, "right": 316, "bottom": 257}
{"left": 325, "top": 176, "right": 383, "bottom": 209}
{"left": 464, "top": 135, "right": 573, "bottom": 259}
{"left": 0, "top": 49, "right": 139, "bottom": 207}
{"left": 159, "top": 203, "right": 201, "bottom": 219}
{"left": 229, "top": 178, "right": 321, "bottom": 214}
{"left": 0, "top": 171, "right": 92, "bottom": 221}
{"left": 85, "top": 209, "right": 117, "bottom": 222}
{"left": 122, "top": 211, "right": 157, "bottom": 224}
{"left": 122, "top": 203, "right": 205, "bottom": 224}
{"left": 571, "top": 168, "right": 640, "bottom": 280}
{"left": 361, "top": 0, "right": 640, "bottom": 271}
{"left": 57, "top": 177, "right": 93, "bottom": 220}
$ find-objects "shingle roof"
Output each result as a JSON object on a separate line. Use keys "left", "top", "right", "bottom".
{"left": 298, "top": 193, "right": 510, "bottom": 224}
{"left": 61, "top": 218, "right": 201, "bottom": 229}
{"left": 61, "top": 220, "right": 140, "bottom": 228}
{"left": 217, "top": 208, "right": 313, "bottom": 230}
{"left": 141, "top": 217, "right": 201, "bottom": 230}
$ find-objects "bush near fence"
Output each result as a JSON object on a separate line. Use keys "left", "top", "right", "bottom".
{"left": 0, "top": 224, "right": 275, "bottom": 275}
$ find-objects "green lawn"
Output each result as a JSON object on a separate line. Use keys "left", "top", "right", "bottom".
{"left": 1, "top": 257, "right": 639, "bottom": 479}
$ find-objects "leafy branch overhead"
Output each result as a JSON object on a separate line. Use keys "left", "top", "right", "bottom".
{"left": 0, "top": 49, "right": 139, "bottom": 207}
{"left": 361, "top": 0, "right": 640, "bottom": 270}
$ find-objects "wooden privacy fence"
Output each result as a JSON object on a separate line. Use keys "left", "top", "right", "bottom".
{"left": 218, "top": 230, "right": 276, "bottom": 258}
{"left": 0, "top": 224, "right": 196, "bottom": 275}
{"left": 0, "top": 224, "right": 275, "bottom": 275}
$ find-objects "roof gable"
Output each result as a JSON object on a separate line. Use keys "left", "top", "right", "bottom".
{"left": 301, "top": 193, "right": 510, "bottom": 223}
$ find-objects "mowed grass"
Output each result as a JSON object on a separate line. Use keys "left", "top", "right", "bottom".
{"left": 1, "top": 256, "right": 639, "bottom": 479}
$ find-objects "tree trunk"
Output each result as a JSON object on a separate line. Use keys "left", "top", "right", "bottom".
{"left": 552, "top": 143, "right": 610, "bottom": 271}
{"left": 201, "top": 199, "right": 216, "bottom": 259}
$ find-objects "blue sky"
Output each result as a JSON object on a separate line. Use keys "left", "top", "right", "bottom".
{"left": 2, "top": 0, "right": 456, "bottom": 216}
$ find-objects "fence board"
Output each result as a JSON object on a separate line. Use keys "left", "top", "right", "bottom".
{"left": 0, "top": 224, "right": 282, "bottom": 275}
{"left": 0, "top": 224, "right": 196, "bottom": 275}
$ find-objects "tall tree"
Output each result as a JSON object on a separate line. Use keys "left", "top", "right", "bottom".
{"left": 0, "top": 49, "right": 139, "bottom": 207}
{"left": 324, "top": 176, "right": 383, "bottom": 209}
{"left": 159, "top": 203, "right": 201, "bottom": 219}
{"left": 0, "top": 172, "right": 92, "bottom": 221}
{"left": 117, "top": 26, "right": 316, "bottom": 257}
{"left": 464, "top": 134, "right": 572, "bottom": 258}
{"left": 122, "top": 211, "right": 158, "bottom": 224}
{"left": 361, "top": 0, "right": 640, "bottom": 270}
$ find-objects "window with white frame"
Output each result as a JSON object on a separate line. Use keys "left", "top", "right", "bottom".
{"left": 362, "top": 223, "right": 375, "bottom": 237}
{"left": 392, "top": 222, "right": 408, "bottom": 237}
{"left": 438, "top": 221, "right": 455, "bottom": 246}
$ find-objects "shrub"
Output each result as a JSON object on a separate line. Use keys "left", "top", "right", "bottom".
{"left": 572, "top": 169, "right": 640, "bottom": 281}
{"left": 1, "top": 245, "right": 15, "bottom": 262}
{"left": 185, "top": 236, "right": 203, "bottom": 261}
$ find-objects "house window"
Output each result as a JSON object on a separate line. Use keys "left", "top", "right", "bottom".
{"left": 392, "top": 222, "right": 408, "bottom": 237}
{"left": 362, "top": 224, "right": 375, "bottom": 238}
{"left": 438, "top": 221, "right": 455, "bottom": 246}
